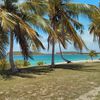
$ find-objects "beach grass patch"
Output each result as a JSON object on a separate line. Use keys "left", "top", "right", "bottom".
{"left": 0, "top": 59, "right": 9, "bottom": 70}
{"left": 37, "top": 61, "right": 45, "bottom": 66}
{"left": 15, "top": 60, "right": 31, "bottom": 68}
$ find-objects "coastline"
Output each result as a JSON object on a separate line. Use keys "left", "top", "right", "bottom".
{"left": 55, "top": 59, "right": 100, "bottom": 65}
{"left": 38, "top": 59, "right": 100, "bottom": 67}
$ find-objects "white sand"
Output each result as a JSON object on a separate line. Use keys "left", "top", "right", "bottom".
{"left": 38, "top": 60, "right": 100, "bottom": 66}
{"left": 55, "top": 59, "right": 100, "bottom": 65}
{"left": 75, "top": 86, "right": 100, "bottom": 100}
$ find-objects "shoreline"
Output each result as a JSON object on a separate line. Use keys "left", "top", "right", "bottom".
{"left": 55, "top": 59, "right": 100, "bottom": 65}
{"left": 36, "top": 59, "right": 100, "bottom": 67}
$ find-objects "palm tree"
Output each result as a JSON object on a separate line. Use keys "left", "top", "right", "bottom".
{"left": 0, "top": 0, "right": 46, "bottom": 72}
{"left": 89, "top": 50, "right": 97, "bottom": 60}
{"left": 21, "top": 0, "right": 97, "bottom": 66}
{"left": 46, "top": 0, "right": 97, "bottom": 66}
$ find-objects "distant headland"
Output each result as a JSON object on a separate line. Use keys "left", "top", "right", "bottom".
{"left": 7, "top": 51, "right": 100, "bottom": 55}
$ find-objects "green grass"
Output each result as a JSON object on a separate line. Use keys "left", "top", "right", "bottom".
{"left": 0, "top": 62, "right": 100, "bottom": 100}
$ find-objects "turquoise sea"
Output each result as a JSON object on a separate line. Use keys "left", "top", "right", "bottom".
{"left": 7, "top": 54, "right": 100, "bottom": 65}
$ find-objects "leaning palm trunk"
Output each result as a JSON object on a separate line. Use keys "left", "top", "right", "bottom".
{"left": 59, "top": 43, "right": 71, "bottom": 63}
{"left": 51, "top": 16, "right": 56, "bottom": 66}
{"left": 51, "top": 39, "right": 55, "bottom": 66}
{"left": 9, "top": 32, "right": 17, "bottom": 72}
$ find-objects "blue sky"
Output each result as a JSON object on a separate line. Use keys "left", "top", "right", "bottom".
{"left": 73, "top": 0, "right": 99, "bottom": 5}
{"left": 13, "top": 0, "right": 100, "bottom": 53}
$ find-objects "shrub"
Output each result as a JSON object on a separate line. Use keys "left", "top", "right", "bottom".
{"left": 89, "top": 50, "right": 97, "bottom": 61}
{"left": 37, "top": 61, "right": 44, "bottom": 66}
{"left": 0, "top": 59, "right": 8, "bottom": 70}
{"left": 23, "top": 60, "right": 31, "bottom": 66}
{"left": 15, "top": 60, "right": 31, "bottom": 68}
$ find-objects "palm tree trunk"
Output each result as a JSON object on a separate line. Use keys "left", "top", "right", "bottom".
{"left": 9, "top": 32, "right": 17, "bottom": 72}
{"left": 91, "top": 56, "right": 93, "bottom": 61}
{"left": 51, "top": 39, "right": 55, "bottom": 66}
{"left": 50, "top": 15, "right": 56, "bottom": 66}
{"left": 59, "top": 43, "right": 71, "bottom": 63}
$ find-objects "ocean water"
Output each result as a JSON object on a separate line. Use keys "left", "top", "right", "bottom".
{"left": 7, "top": 54, "right": 100, "bottom": 65}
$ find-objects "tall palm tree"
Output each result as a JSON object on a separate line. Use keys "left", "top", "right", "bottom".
{"left": 46, "top": 0, "right": 97, "bottom": 66}
{"left": 0, "top": 0, "right": 47, "bottom": 72}
{"left": 20, "top": 0, "right": 97, "bottom": 66}
{"left": 19, "top": 0, "right": 57, "bottom": 66}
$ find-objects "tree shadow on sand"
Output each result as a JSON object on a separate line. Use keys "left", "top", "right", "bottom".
{"left": 0, "top": 62, "right": 100, "bottom": 79}
{"left": 0, "top": 66, "right": 54, "bottom": 79}
{"left": 54, "top": 62, "right": 100, "bottom": 72}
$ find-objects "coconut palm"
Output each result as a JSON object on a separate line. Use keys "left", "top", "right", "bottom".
{"left": 20, "top": 0, "right": 97, "bottom": 66}
{"left": 0, "top": 0, "right": 49, "bottom": 72}
{"left": 46, "top": 0, "right": 97, "bottom": 66}
{"left": 89, "top": 50, "right": 97, "bottom": 60}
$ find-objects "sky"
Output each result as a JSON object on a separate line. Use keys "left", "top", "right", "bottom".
{"left": 11, "top": 0, "right": 100, "bottom": 53}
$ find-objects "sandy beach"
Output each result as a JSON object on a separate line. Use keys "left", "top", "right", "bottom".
{"left": 54, "top": 59, "right": 100, "bottom": 65}
{"left": 0, "top": 62, "right": 100, "bottom": 100}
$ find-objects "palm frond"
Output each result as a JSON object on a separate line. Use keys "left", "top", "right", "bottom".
{"left": 89, "top": 14, "right": 100, "bottom": 47}
{"left": 24, "top": 14, "right": 57, "bottom": 38}
{"left": 0, "top": 25, "right": 8, "bottom": 58}
{"left": 0, "top": 8, "right": 17, "bottom": 31}
{"left": 63, "top": 16, "right": 87, "bottom": 50}
{"left": 64, "top": 3, "right": 98, "bottom": 17}
{"left": 13, "top": 14, "right": 45, "bottom": 58}
{"left": 19, "top": 0, "right": 48, "bottom": 15}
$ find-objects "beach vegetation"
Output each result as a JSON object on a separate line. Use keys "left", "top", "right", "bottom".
{"left": 0, "top": 0, "right": 99, "bottom": 72}
{"left": 23, "top": 60, "right": 31, "bottom": 66}
{"left": 45, "top": 0, "right": 97, "bottom": 66}
{"left": 37, "top": 61, "right": 44, "bottom": 66}
{"left": 0, "top": 58, "right": 8, "bottom": 70}
{"left": 89, "top": 50, "right": 97, "bottom": 60}
{"left": 15, "top": 60, "right": 31, "bottom": 68}
{"left": 0, "top": 0, "right": 51, "bottom": 72}
{"left": 20, "top": 0, "right": 95, "bottom": 66}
